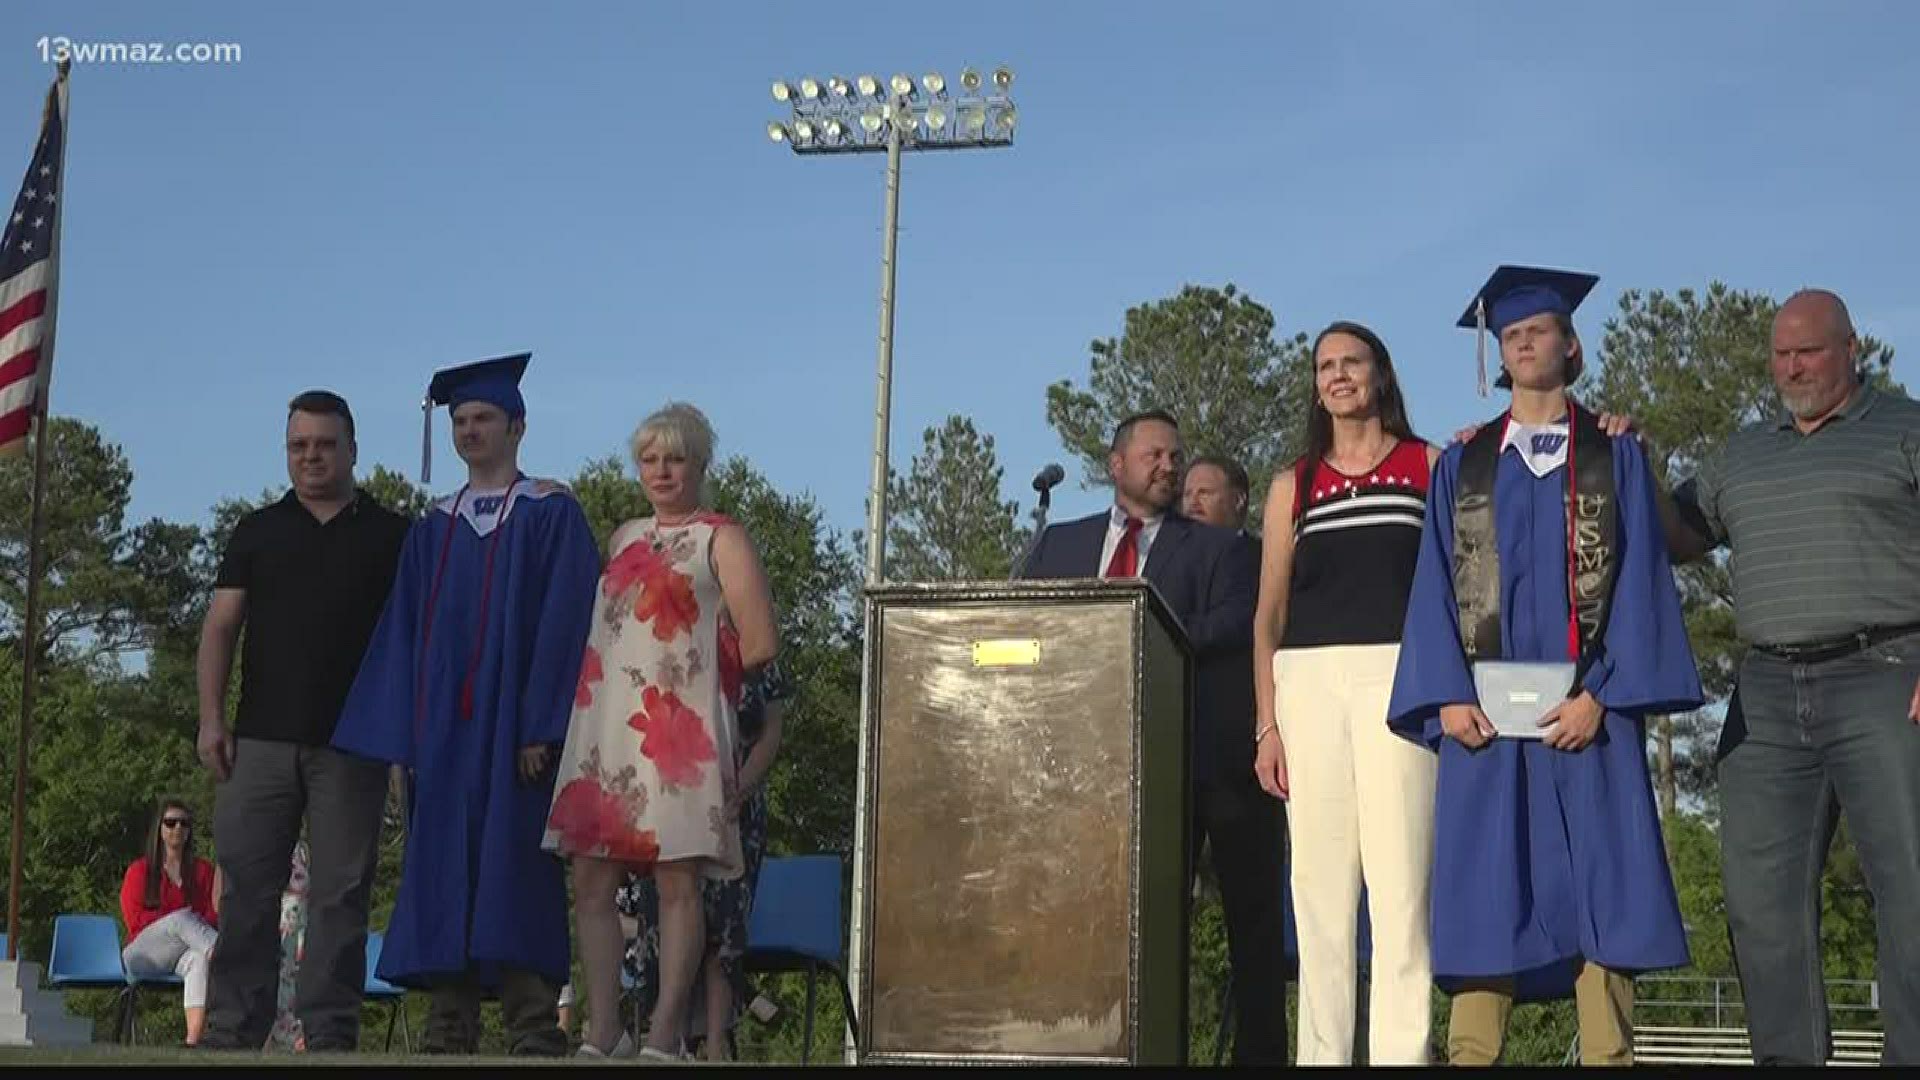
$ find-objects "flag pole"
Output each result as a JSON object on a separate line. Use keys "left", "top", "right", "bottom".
{"left": 7, "top": 58, "right": 70, "bottom": 964}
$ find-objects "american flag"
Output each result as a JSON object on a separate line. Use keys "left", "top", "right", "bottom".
{"left": 0, "top": 72, "right": 66, "bottom": 456}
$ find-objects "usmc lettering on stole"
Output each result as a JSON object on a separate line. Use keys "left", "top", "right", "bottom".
{"left": 1572, "top": 492, "right": 1611, "bottom": 642}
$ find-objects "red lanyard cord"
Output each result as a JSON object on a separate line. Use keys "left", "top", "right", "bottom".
{"left": 414, "top": 481, "right": 518, "bottom": 744}
{"left": 1564, "top": 407, "right": 1581, "bottom": 663}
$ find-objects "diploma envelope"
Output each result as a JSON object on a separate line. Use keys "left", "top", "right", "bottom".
{"left": 1472, "top": 661, "right": 1576, "bottom": 740}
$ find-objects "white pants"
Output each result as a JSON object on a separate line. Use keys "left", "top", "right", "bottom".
{"left": 1275, "top": 643, "right": 1437, "bottom": 1065}
{"left": 122, "top": 908, "right": 218, "bottom": 1009}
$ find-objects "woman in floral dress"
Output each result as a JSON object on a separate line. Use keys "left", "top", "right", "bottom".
{"left": 543, "top": 402, "right": 779, "bottom": 1060}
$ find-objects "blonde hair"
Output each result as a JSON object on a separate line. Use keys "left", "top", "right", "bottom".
{"left": 630, "top": 401, "right": 716, "bottom": 475}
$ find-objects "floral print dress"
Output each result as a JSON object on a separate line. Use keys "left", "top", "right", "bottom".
{"left": 620, "top": 663, "right": 792, "bottom": 1045}
{"left": 543, "top": 513, "right": 744, "bottom": 879}
{"left": 267, "top": 840, "right": 309, "bottom": 1052}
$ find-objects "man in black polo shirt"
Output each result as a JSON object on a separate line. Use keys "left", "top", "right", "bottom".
{"left": 195, "top": 390, "right": 411, "bottom": 1052}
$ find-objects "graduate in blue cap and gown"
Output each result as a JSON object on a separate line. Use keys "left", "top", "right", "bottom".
{"left": 331, "top": 353, "right": 600, "bottom": 1056}
{"left": 1385, "top": 267, "right": 1702, "bottom": 1066}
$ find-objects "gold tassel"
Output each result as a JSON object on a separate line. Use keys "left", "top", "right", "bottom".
{"left": 1475, "top": 298, "right": 1489, "bottom": 399}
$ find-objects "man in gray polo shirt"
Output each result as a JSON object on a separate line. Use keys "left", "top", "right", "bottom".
{"left": 1661, "top": 289, "right": 1920, "bottom": 1066}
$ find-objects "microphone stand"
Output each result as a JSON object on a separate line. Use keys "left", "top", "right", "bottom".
{"left": 1009, "top": 484, "right": 1053, "bottom": 580}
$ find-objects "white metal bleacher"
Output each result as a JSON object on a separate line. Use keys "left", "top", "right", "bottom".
{"left": 1632, "top": 1024, "right": 1883, "bottom": 1066}
{"left": 1631, "top": 976, "right": 1884, "bottom": 1066}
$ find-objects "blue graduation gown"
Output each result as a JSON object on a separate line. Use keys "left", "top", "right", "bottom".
{"left": 333, "top": 478, "right": 601, "bottom": 990}
{"left": 1386, "top": 434, "right": 1701, "bottom": 1000}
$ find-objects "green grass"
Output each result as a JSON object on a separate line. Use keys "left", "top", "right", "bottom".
{"left": 0, "top": 1047, "right": 560, "bottom": 1066}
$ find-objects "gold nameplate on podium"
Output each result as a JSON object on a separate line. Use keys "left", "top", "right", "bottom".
{"left": 857, "top": 579, "right": 1192, "bottom": 1066}
{"left": 971, "top": 638, "right": 1041, "bottom": 667}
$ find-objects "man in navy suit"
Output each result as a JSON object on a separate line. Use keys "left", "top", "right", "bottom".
{"left": 1019, "top": 412, "right": 1285, "bottom": 1066}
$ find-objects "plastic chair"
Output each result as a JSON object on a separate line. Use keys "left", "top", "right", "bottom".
{"left": 363, "top": 931, "right": 411, "bottom": 1052}
{"left": 742, "top": 854, "right": 858, "bottom": 1064}
{"left": 45, "top": 913, "right": 177, "bottom": 1043}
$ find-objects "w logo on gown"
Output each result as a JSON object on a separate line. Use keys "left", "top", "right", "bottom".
{"left": 1530, "top": 433, "right": 1567, "bottom": 456}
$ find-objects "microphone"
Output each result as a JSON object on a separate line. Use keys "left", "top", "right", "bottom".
{"left": 1011, "top": 464, "right": 1065, "bottom": 581}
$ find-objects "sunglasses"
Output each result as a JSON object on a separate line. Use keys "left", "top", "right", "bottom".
{"left": 160, "top": 819, "right": 192, "bottom": 830}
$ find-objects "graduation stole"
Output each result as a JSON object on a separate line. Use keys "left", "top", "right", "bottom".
{"left": 1452, "top": 400, "right": 1618, "bottom": 672}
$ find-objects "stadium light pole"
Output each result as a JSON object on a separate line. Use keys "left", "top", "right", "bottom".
{"left": 767, "top": 66, "right": 1017, "bottom": 586}
{"left": 765, "top": 64, "right": 1017, "bottom": 1064}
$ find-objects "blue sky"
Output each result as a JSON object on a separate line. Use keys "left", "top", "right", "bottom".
{"left": 5, "top": 1, "right": 1916, "bottom": 542}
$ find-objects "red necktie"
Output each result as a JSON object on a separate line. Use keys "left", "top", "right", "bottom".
{"left": 1105, "top": 517, "right": 1143, "bottom": 578}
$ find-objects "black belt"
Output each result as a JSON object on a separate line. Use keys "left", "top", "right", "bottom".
{"left": 1754, "top": 622, "right": 1920, "bottom": 664}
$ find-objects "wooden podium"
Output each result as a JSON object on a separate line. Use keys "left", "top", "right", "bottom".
{"left": 856, "top": 579, "right": 1192, "bottom": 1066}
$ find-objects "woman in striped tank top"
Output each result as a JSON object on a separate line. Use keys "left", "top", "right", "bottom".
{"left": 1252, "top": 321, "right": 1441, "bottom": 1064}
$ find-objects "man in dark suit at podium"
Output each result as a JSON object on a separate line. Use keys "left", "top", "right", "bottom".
{"left": 1018, "top": 412, "right": 1284, "bottom": 1065}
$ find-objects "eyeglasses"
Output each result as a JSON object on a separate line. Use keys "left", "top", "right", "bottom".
{"left": 160, "top": 819, "right": 192, "bottom": 830}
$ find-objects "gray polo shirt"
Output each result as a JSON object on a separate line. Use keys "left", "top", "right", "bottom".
{"left": 1675, "top": 384, "right": 1920, "bottom": 648}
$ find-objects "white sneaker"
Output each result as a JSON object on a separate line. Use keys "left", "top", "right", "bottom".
{"left": 576, "top": 1031, "right": 637, "bottom": 1059}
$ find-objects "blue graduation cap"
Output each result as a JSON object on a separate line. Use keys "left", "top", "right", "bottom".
{"left": 419, "top": 352, "right": 531, "bottom": 483}
{"left": 1458, "top": 266, "right": 1600, "bottom": 396}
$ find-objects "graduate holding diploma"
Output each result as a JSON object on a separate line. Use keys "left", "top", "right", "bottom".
{"left": 1385, "top": 266, "right": 1704, "bottom": 1066}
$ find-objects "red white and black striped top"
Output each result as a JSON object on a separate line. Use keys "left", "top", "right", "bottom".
{"left": 1282, "top": 438, "right": 1432, "bottom": 648}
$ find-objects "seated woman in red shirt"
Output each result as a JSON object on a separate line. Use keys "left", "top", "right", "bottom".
{"left": 119, "top": 797, "right": 221, "bottom": 1046}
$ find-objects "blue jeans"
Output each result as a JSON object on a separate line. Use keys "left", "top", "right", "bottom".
{"left": 1718, "top": 630, "right": 1920, "bottom": 1066}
